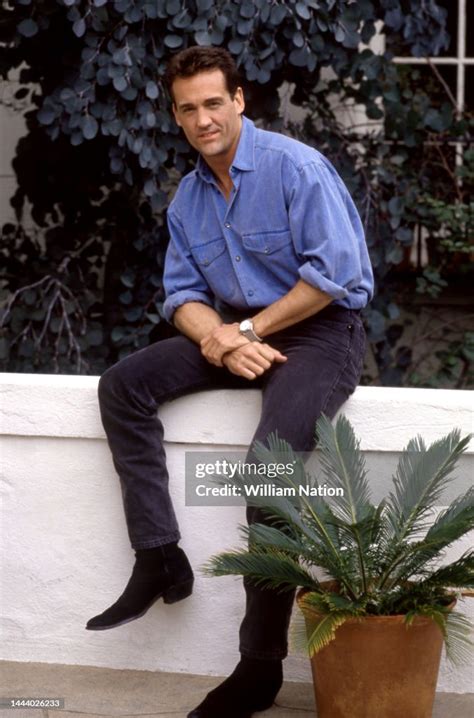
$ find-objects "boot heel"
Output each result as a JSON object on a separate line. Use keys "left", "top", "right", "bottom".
{"left": 163, "top": 577, "right": 194, "bottom": 604}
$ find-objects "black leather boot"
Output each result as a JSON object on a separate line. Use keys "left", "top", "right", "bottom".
{"left": 187, "top": 656, "right": 283, "bottom": 718}
{"left": 86, "top": 543, "right": 193, "bottom": 630}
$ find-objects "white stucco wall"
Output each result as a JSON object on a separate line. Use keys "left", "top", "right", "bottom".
{"left": 0, "top": 373, "right": 473, "bottom": 691}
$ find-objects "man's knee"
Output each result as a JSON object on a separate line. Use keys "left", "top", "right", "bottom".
{"left": 98, "top": 360, "right": 130, "bottom": 404}
{"left": 97, "top": 348, "right": 150, "bottom": 403}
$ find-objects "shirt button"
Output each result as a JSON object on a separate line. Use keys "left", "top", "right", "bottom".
{"left": 264, "top": 247, "right": 269, "bottom": 253}
{"left": 203, "top": 259, "right": 209, "bottom": 266}
{"left": 235, "top": 255, "right": 241, "bottom": 262}
{"left": 224, "top": 222, "right": 231, "bottom": 228}
{"left": 248, "top": 290, "right": 254, "bottom": 297}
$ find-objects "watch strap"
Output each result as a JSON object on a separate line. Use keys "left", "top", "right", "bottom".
{"left": 239, "top": 319, "right": 262, "bottom": 342}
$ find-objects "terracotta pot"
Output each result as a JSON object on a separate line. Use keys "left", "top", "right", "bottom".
{"left": 297, "top": 588, "right": 452, "bottom": 718}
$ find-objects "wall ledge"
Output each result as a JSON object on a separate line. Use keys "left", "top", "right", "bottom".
{"left": 1, "top": 372, "right": 472, "bottom": 452}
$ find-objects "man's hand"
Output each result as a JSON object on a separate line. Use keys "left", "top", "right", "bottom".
{"left": 200, "top": 323, "right": 249, "bottom": 366}
{"left": 222, "top": 343, "right": 287, "bottom": 380}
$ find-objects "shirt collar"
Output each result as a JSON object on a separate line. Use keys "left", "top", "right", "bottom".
{"left": 196, "top": 115, "right": 255, "bottom": 183}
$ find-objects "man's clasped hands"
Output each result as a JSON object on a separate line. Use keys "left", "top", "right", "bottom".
{"left": 200, "top": 323, "right": 287, "bottom": 381}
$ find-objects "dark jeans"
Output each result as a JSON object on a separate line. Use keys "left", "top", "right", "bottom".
{"left": 98, "top": 304, "right": 366, "bottom": 659}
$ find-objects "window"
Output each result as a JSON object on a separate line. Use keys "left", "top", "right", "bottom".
{"left": 386, "top": 0, "right": 472, "bottom": 270}
{"left": 389, "top": 0, "right": 472, "bottom": 113}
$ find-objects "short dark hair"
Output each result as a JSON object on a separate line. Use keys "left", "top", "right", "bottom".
{"left": 164, "top": 46, "right": 241, "bottom": 101}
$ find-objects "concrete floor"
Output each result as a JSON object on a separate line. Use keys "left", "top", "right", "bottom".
{"left": 0, "top": 661, "right": 472, "bottom": 718}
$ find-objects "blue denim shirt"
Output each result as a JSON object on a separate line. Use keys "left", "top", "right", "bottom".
{"left": 163, "top": 116, "right": 373, "bottom": 322}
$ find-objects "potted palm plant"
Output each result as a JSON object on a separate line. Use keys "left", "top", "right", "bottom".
{"left": 204, "top": 415, "right": 473, "bottom": 718}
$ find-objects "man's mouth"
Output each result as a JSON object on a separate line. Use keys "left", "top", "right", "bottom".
{"left": 199, "top": 130, "right": 220, "bottom": 140}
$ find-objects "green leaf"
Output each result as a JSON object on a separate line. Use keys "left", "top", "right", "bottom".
{"left": 145, "top": 81, "right": 159, "bottom": 99}
{"left": 72, "top": 18, "right": 86, "bottom": 38}
{"left": 144, "top": 312, "right": 160, "bottom": 324}
{"left": 387, "top": 431, "right": 470, "bottom": 542}
{"left": 120, "top": 269, "right": 136, "bottom": 288}
{"left": 270, "top": 5, "right": 286, "bottom": 24}
{"left": 82, "top": 115, "right": 99, "bottom": 139}
{"left": 444, "top": 611, "right": 474, "bottom": 666}
{"left": 203, "top": 548, "right": 319, "bottom": 593}
{"left": 37, "top": 107, "right": 55, "bottom": 125}
{"left": 124, "top": 306, "right": 142, "bottom": 321}
{"left": 240, "top": 3, "right": 255, "bottom": 19}
{"left": 166, "top": 0, "right": 180, "bottom": 13}
{"left": 298, "top": 606, "right": 353, "bottom": 656}
{"left": 316, "top": 415, "right": 373, "bottom": 526}
{"left": 164, "top": 34, "right": 183, "bottom": 49}
{"left": 111, "top": 327, "right": 125, "bottom": 342}
{"left": 18, "top": 19, "right": 39, "bottom": 37}
{"left": 296, "top": 2, "right": 311, "bottom": 21}
{"left": 195, "top": 30, "right": 212, "bottom": 45}
{"left": 388, "top": 197, "right": 404, "bottom": 216}
{"left": 113, "top": 76, "right": 128, "bottom": 92}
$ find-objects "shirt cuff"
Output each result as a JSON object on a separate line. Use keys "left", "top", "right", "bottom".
{"left": 298, "top": 261, "right": 349, "bottom": 301}
{"left": 163, "top": 290, "right": 215, "bottom": 323}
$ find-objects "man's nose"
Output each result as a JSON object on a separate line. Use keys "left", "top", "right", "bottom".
{"left": 196, "top": 108, "right": 212, "bottom": 128}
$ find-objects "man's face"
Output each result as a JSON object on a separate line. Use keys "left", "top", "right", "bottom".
{"left": 172, "top": 70, "right": 244, "bottom": 161}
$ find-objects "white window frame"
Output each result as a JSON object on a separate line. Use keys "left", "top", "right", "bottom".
{"left": 392, "top": 0, "right": 471, "bottom": 114}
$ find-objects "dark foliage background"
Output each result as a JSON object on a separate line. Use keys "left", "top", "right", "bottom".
{"left": 0, "top": 0, "right": 472, "bottom": 385}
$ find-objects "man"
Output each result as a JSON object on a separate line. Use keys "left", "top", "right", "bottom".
{"left": 86, "top": 46, "right": 373, "bottom": 718}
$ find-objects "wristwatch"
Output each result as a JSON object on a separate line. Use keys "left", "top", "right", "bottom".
{"left": 239, "top": 319, "right": 262, "bottom": 342}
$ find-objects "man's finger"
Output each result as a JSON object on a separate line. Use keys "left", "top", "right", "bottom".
{"left": 237, "top": 347, "right": 272, "bottom": 370}
{"left": 228, "top": 363, "right": 257, "bottom": 380}
{"left": 254, "top": 343, "right": 287, "bottom": 363}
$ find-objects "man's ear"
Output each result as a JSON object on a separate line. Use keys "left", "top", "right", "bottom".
{"left": 172, "top": 102, "right": 181, "bottom": 127}
{"left": 234, "top": 87, "right": 245, "bottom": 115}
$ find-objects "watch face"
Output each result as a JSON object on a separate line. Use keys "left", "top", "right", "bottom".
{"left": 240, "top": 319, "right": 252, "bottom": 332}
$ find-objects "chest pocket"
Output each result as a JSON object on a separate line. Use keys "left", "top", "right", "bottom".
{"left": 241, "top": 229, "right": 292, "bottom": 255}
{"left": 191, "top": 238, "right": 227, "bottom": 268}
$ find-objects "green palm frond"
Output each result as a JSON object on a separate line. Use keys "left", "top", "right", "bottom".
{"left": 245, "top": 522, "right": 318, "bottom": 559}
{"left": 317, "top": 414, "right": 373, "bottom": 524}
{"left": 301, "top": 496, "right": 343, "bottom": 549}
{"left": 418, "top": 551, "right": 474, "bottom": 590}
{"left": 252, "top": 432, "right": 351, "bottom": 571}
{"left": 382, "top": 505, "right": 474, "bottom": 587}
{"left": 386, "top": 430, "right": 469, "bottom": 543}
{"left": 316, "top": 414, "right": 378, "bottom": 593}
{"left": 243, "top": 522, "right": 348, "bottom": 581}
{"left": 301, "top": 589, "right": 367, "bottom": 613}
{"left": 251, "top": 432, "right": 306, "bottom": 484}
{"left": 246, "top": 433, "right": 356, "bottom": 593}
{"left": 291, "top": 592, "right": 366, "bottom": 658}
{"left": 376, "top": 431, "right": 471, "bottom": 590}
{"left": 404, "top": 606, "right": 472, "bottom": 666}
{"left": 425, "top": 487, "right": 474, "bottom": 544}
{"left": 203, "top": 548, "right": 319, "bottom": 593}
{"left": 255, "top": 498, "right": 342, "bottom": 556}
{"left": 444, "top": 611, "right": 474, "bottom": 666}
{"left": 291, "top": 602, "right": 354, "bottom": 657}
{"left": 250, "top": 433, "right": 310, "bottom": 509}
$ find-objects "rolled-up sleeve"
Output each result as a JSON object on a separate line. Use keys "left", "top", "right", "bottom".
{"left": 286, "top": 158, "right": 365, "bottom": 301}
{"left": 163, "top": 208, "right": 215, "bottom": 322}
